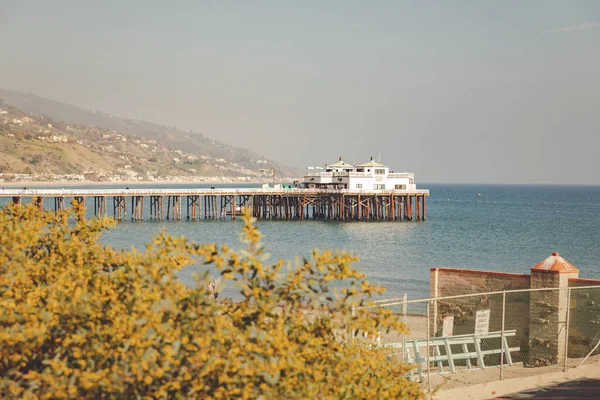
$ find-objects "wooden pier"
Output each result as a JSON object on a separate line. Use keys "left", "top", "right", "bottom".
{"left": 0, "top": 188, "right": 429, "bottom": 222}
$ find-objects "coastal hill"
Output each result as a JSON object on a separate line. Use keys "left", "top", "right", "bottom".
{"left": 0, "top": 89, "right": 300, "bottom": 182}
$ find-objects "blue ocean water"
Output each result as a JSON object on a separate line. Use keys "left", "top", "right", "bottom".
{"left": 2, "top": 183, "right": 600, "bottom": 300}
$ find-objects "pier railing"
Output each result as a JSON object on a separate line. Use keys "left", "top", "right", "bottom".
{"left": 0, "top": 187, "right": 430, "bottom": 197}
{"left": 304, "top": 171, "right": 415, "bottom": 179}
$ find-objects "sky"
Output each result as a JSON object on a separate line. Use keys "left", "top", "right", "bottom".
{"left": 1, "top": 0, "right": 599, "bottom": 184}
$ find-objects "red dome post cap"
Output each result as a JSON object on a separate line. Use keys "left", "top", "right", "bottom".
{"left": 531, "top": 252, "right": 578, "bottom": 273}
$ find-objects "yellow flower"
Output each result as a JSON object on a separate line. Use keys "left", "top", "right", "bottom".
{"left": 0, "top": 203, "right": 421, "bottom": 399}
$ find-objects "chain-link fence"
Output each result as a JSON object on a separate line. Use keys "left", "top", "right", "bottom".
{"left": 567, "top": 286, "right": 600, "bottom": 369}
{"left": 358, "top": 285, "right": 600, "bottom": 393}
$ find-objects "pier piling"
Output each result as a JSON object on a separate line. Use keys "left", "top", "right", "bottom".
{"left": 2, "top": 188, "right": 429, "bottom": 222}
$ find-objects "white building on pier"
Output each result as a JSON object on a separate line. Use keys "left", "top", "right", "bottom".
{"left": 301, "top": 157, "right": 417, "bottom": 191}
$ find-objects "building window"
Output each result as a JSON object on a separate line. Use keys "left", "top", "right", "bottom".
{"left": 395, "top": 184, "right": 406, "bottom": 190}
{"left": 374, "top": 184, "right": 385, "bottom": 190}
{"left": 375, "top": 169, "right": 386, "bottom": 175}
{"left": 356, "top": 184, "right": 362, "bottom": 189}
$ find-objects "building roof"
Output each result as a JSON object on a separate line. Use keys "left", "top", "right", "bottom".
{"left": 531, "top": 252, "right": 579, "bottom": 274}
{"left": 327, "top": 157, "right": 354, "bottom": 168}
{"left": 357, "top": 156, "right": 387, "bottom": 168}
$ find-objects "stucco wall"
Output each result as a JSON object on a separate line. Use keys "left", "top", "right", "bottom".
{"left": 427, "top": 268, "right": 600, "bottom": 366}
{"left": 430, "top": 268, "right": 532, "bottom": 362}
{"left": 568, "top": 278, "right": 600, "bottom": 288}
{"left": 431, "top": 268, "right": 531, "bottom": 298}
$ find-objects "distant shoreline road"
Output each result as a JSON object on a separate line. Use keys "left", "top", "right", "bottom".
{"left": 0, "top": 179, "right": 295, "bottom": 188}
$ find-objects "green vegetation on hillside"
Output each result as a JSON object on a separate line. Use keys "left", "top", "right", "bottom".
{"left": 0, "top": 93, "right": 298, "bottom": 180}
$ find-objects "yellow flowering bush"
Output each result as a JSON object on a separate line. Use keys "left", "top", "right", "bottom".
{"left": 0, "top": 202, "right": 421, "bottom": 399}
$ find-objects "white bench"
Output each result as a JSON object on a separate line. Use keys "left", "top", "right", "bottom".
{"left": 384, "top": 330, "right": 520, "bottom": 379}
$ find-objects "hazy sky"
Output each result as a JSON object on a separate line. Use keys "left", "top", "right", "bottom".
{"left": 1, "top": 1, "right": 599, "bottom": 184}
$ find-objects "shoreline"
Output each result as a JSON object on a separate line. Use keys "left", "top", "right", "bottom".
{"left": 0, "top": 179, "right": 295, "bottom": 188}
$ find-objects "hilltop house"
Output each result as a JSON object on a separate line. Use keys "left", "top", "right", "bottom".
{"left": 300, "top": 157, "right": 417, "bottom": 191}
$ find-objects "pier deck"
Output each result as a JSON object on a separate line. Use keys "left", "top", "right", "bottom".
{"left": 0, "top": 188, "right": 429, "bottom": 221}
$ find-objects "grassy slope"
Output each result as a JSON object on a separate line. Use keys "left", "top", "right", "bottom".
{"left": 0, "top": 89, "right": 300, "bottom": 176}
{"left": 0, "top": 136, "right": 117, "bottom": 174}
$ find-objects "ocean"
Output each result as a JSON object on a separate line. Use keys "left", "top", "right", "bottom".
{"left": 2, "top": 183, "right": 600, "bottom": 301}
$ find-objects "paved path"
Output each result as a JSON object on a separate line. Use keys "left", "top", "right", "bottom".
{"left": 434, "top": 361, "right": 600, "bottom": 400}
{"left": 492, "top": 378, "right": 600, "bottom": 399}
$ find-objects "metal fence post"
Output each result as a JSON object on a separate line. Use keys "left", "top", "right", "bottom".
{"left": 402, "top": 293, "right": 407, "bottom": 363}
{"left": 432, "top": 295, "right": 438, "bottom": 337}
{"left": 351, "top": 305, "right": 355, "bottom": 341}
{"left": 426, "top": 301, "right": 431, "bottom": 393}
{"left": 500, "top": 290, "right": 506, "bottom": 380}
{"left": 564, "top": 287, "right": 571, "bottom": 372}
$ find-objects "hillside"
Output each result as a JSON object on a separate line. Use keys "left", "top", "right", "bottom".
{"left": 0, "top": 90, "right": 300, "bottom": 182}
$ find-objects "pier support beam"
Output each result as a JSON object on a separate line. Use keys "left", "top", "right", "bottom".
{"left": 150, "top": 196, "right": 164, "bottom": 220}
{"left": 187, "top": 195, "right": 200, "bottom": 221}
{"left": 33, "top": 196, "right": 43, "bottom": 211}
{"left": 131, "top": 196, "right": 144, "bottom": 221}
{"left": 166, "top": 196, "right": 182, "bottom": 220}
{"left": 113, "top": 196, "right": 126, "bottom": 221}
{"left": 54, "top": 197, "right": 65, "bottom": 212}
{"left": 93, "top": 196, "right": 107, "bottom": 218}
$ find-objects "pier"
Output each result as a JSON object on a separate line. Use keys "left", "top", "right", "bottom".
{"left": 0, "top": 188, "right": 429, "bottom": 221}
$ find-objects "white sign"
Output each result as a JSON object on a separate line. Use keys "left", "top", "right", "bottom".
{"left": 475, "top": 309, "right": 490, "bottom": 336}
{"left": 442, "top": 316, "right": 454, "bottom": 337}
